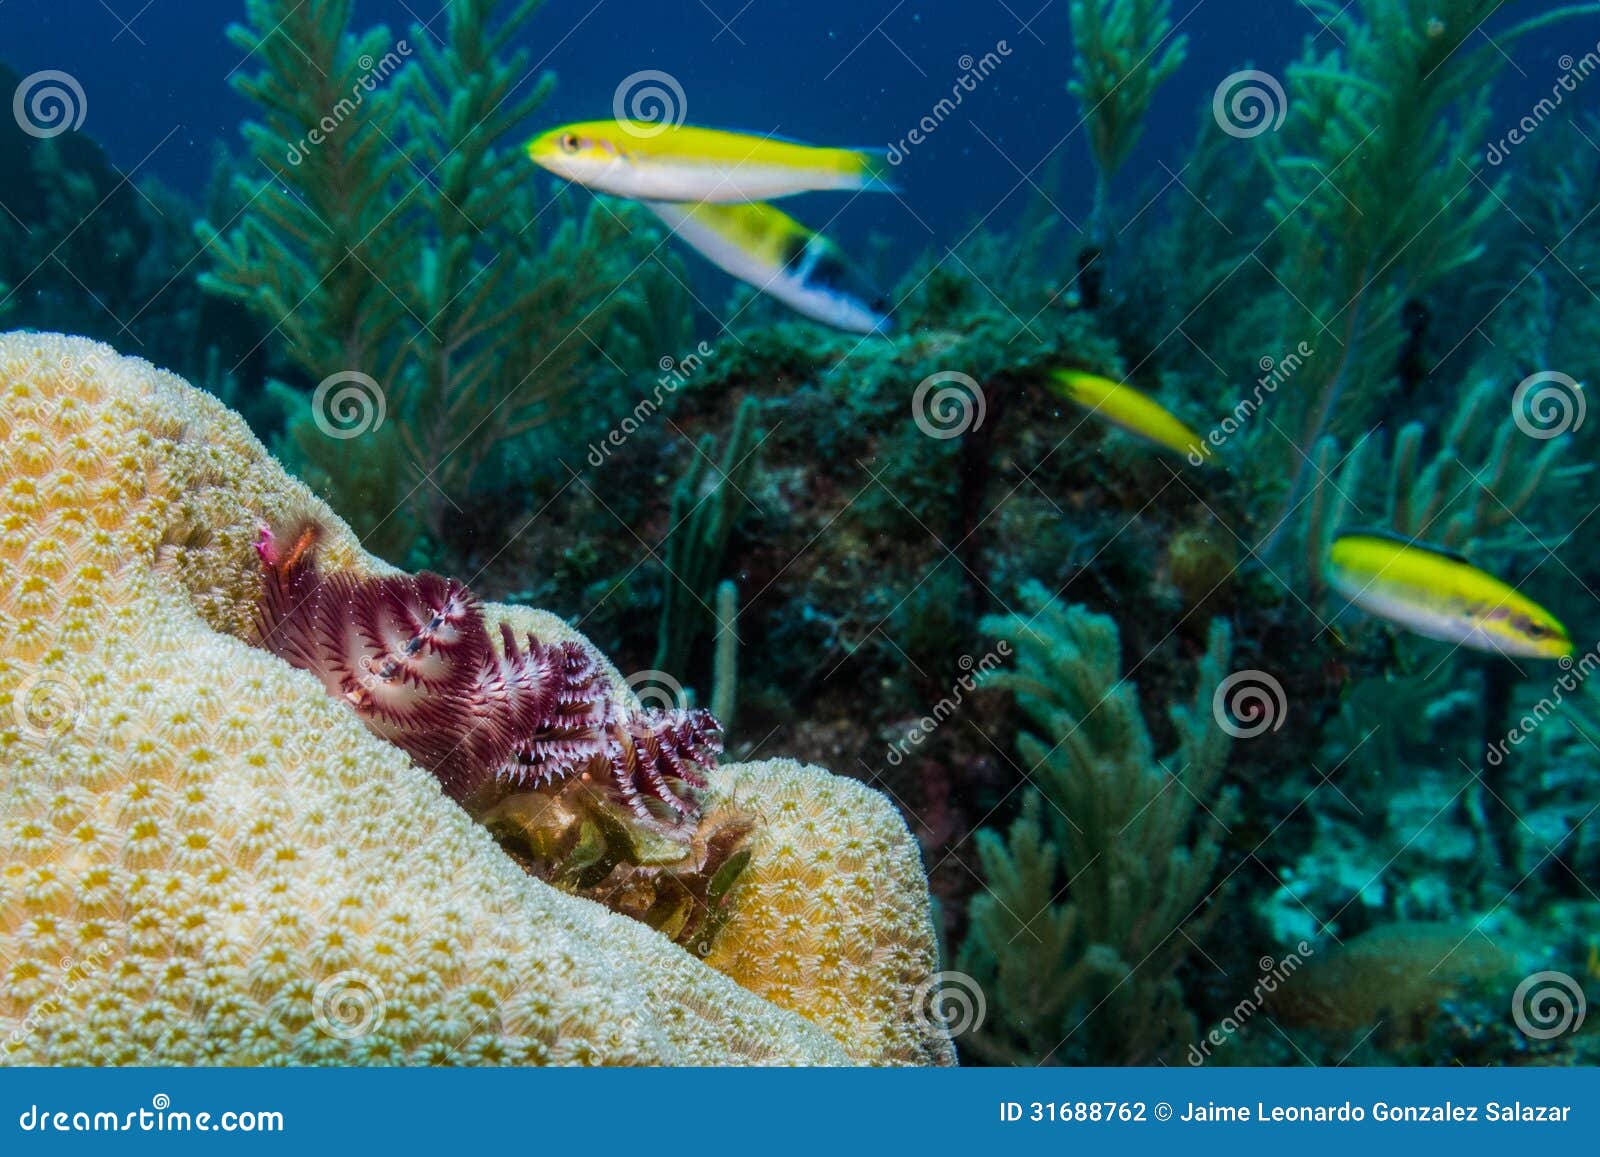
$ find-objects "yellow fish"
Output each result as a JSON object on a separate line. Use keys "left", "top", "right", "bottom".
{"left": 527, "top": 121, "right": 896, "bottom": 203}
{"left": 1048, "top": 370, "right": 1212, "bottom": 463}
{"left": 1326, "top": 532, "right": 1573, "bottom": 659}
{"left": 646, "top": 200, "right": 891, "bottom": 334}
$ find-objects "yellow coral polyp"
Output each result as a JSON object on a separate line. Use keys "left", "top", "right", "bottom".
{"left": 0, "top": 332, "right": 951, "bottom": 1066}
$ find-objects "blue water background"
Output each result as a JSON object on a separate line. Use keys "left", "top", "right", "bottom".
{"left": 3, "top": 1, "right": 1586, "bottom": 281}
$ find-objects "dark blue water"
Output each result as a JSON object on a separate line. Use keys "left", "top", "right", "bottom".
{"left": 6, "top": 0, "right": 1578, "bottom": 259}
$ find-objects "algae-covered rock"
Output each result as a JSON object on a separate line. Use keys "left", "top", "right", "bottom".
{"left": 0, "top": 332, "right": 953, "bottom": 1066}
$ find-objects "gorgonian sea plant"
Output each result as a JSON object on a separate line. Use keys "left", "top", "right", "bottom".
{"left": 252, "top": 519, "right": 721, "bottom": 824}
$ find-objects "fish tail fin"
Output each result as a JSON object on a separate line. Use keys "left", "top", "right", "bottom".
{"left": 850, "top": 149, "right": 900, "bottom": 194}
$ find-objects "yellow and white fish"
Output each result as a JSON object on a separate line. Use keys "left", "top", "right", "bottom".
{"left": 646, "top": 200, "right": 892, "bottom": 335}
{"left": 1048, "top": 370, "right": 1212, "bottom": 463}
{"left": 1326, "top": 532, "right": 1573, "bottom": 659}
{"left": 526, "top": 121, "right": 897, "bottom": 203}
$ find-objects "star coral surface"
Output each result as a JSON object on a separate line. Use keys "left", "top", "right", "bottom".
{"left": 0, "top": 331, "right": 952, "bottom": 1067}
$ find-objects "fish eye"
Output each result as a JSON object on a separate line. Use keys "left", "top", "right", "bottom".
{"left": 1526, "top": 622, "right": 1549, "bottom": 639}
{"left": 559, "top": 133, "right": 580, "bottom": 154}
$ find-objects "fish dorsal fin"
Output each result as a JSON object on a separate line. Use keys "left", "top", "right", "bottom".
{"left": 1336, "top": 527, "right": 1473, "bottom": 565}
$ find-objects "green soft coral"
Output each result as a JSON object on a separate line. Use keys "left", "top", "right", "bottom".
{"left": 1243, "top": 0, "right": 1600, "bottom": 540}
{"left": 1068, "top": 0, "right": 1188, "bottom": 235}
{"left": 200, "top": 0, "right": 647, "bottom": 559}
{"left": 958, "top": 584, "right": 1235, "bottom": 1064}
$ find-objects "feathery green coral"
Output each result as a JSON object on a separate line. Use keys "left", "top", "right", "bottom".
{"left": 200, "top": 0, "right": 645, "bottom": 559}
{"left": 1244, "top": 0, "right": 1600, "bottom": 539}
{"left": 1068, "top": 0, "right": 1188, "bottom": 234}
{"left": 958, "top": 583, "right": 1235, "bottom": 1064}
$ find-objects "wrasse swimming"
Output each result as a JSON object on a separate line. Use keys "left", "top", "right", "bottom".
{"left": 526, "top": 121, "right": 897, "bottom": 203}
{"left": 1326, "top": 532, "right": 1573, "bottom": 659}
{"left": 646, "top": 200, "right": 893, "bottom": 335}
{"left": 1048, "top": 370, "right": 1212, "bottom": 463}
